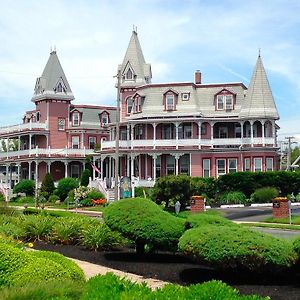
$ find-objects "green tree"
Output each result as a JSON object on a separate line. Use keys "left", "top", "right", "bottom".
{"left": 40, "top": 173, "right": 55, "bottom": 199}
{"left": 80, "top": 169, "right": 91, "bottom": 187}
{"left": 56, "top": 178, "right": 79, "bottom": 201}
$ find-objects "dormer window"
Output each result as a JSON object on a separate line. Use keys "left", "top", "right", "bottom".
{"left": 126, "top": 68, "right": 133, "bottom": 80}
{"left": 72, "top": 112, "right": 80, "bottom": 126}
{"left": 166, "top": 95, "right": 175, "bottom": 110}
{"left": 100, "top": 111, "right": 110, "bottom": 126}
{"left": 215, "top": 89, "right": 235, "bottom": 111}
{"left": 54, "top": 78, "right": 67, "bottom": 93}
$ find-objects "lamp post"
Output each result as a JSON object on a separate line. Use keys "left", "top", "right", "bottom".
{"left": 114, "top": 69, "right": 121, "bottom": 201}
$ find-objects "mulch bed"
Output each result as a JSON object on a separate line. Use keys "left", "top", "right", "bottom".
{"left": 34, "top": 242, "right": 300, "bottom": 300}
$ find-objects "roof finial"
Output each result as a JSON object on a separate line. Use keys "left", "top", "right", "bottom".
{"left": 258, "top": 48, "right": 261, "bottom": 57}
{"left": 133, "top": 24, "right": 137, "bottom": 33}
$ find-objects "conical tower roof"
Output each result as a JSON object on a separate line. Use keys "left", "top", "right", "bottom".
{"left": 32, "top": 50, "right": 74, "bottom": 102}
{"left": 240, "top": 55, "right": 279, "bottom": 119}
{"left": 118, "top": 30, "right": 151, "bottom": 87}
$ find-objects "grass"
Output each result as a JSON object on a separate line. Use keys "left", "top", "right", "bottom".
{"left": 263, "top": 215, "right": 300, "bottom": 225}
{"left": 240, "top": 222, "right": 300, "bottom": 231}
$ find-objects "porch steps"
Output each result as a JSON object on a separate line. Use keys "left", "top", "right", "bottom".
{"left": 107, "top": 189, "right": 115, "bottom": 201}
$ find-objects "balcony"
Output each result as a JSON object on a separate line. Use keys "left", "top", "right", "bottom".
{"left": 0, "top": 122, "right": 48, "bottom": 135}
{"left": 0, "top": 147, "right": 94, "bottom": 161}
{"left": 101, "top": 137, "right": 276, "bottom": 151}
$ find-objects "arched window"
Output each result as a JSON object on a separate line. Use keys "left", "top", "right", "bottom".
{"left": 126, "top": 68, "right": 133, "bottom": 80}
{"left": 127, "top": 98, "right": 133, "bottom": 114}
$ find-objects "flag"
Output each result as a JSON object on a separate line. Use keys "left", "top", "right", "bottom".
{"left": 91, "top": 163, "right": 101, "bottom": 175}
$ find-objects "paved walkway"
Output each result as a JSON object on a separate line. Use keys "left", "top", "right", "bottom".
{"left": 70, "top": 257, "right": 168, "bottom": 289}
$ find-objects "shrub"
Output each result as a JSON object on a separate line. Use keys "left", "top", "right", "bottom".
{"left": 178, "top": 224, "right": 297, "bottom": 272}
{"left": 48, "top": 194, "right": 60, "bottom": 202}
{"left": 81, "top": 222, "right": 126, "bottom": 250}
{"left": 251, "top": 187, "right": 278, "bottom": 203}
{"left": 151, "top": 175, "right": 191, "bottom": 208}
{"left": 15, "top": 196, "right": 34, "bottom": 204}
{"left": 103, "top": 198, "right": 185, "bottom": 254}
{"left": 13, "top": 180, "right": 35, "bottom": 196}
{"left": 134, "top": 187, "right": 152, "bottom": 198}
{"left": 190, "top": 177, "right": 217, "bottom": 200}
{"left": 40, "top": 173, "right": 55, "bottom": 199}
{"left": 87, "top": 189, "right": 105, "bottom": 200}
{"left": 220, "top": 191, "right": 247, "bottom": 205}
{"left": 293, "top": 237, "right": 300, "bottom": 257}
{"left": 56, "top": 177, "right": 79, "bottom": 201}
{"left": 81, "top": 273, "right": 266, "bottom": 300}
{"left": 81, "top": 168, "right": 91, "bottom": 186}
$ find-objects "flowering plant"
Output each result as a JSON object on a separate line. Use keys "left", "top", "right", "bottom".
{"left": 74, "top": 186, "right": 92, "bottom": 200}
{"left": 92, "top": 198, "right": 107, "bottom": 205}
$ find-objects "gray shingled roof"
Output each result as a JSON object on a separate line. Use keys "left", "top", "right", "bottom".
{"left": 32, "top": 51, "right": 74, "bottom": 102}
{"left": 118, "top": 31, "right": 151, "bottom": 87}
{"left": 240, "top": 55, "right": 279, "bottom": 119}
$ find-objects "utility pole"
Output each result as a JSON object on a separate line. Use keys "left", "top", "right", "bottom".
{"left": 114, "top": 69, "right": 121, "bottom": 200}
{"left": 285, "top": 136, "right": 295, "bottom": 171}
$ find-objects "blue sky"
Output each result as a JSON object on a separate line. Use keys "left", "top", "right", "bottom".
{"left": 0, "top": 0, "right": 299, "bottom": 143}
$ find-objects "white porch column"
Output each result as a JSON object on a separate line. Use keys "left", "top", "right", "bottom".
{"left": 250, "top": 120, "right": 254, "bottom": 147}
{"left": 210, "top": 122, "right": 214, "bottom": 148}
{"left": 29, "top": 134, "right": 32, "bottom": 150}
{"left": 175, "top": 122, "right": 179, "bottom": 150}
{"left": 18, "top": 136, "right": 20, "bottom": 158}
{"left": 28, "top": 161, "right": 32, "bottom": 180}
{"left": 261, "top": 120, "right": 265, "bottom": 146}
{"left": 239, "top": 121, "right": 244, "bottom": 142}
{"left": 64, "top": 161, "right": 68, "bottom": 178}
{"left": 17, "top": 164, "right": 21, "bottom": 184}
{"left": 130, "top": 124, "right": 134, "bottom": 150}
{"left": 152, "top": 123, "right": 156, "bottom": 150}
{"left": 100, "top": 157, "right": 104, "bottom": 180}
{"left": 108, "top": 156, "right": 112, "bottom": 179}
{"left": 152, "top": 154, "right": 157, "bottom": 181}
{"left": 198, "top": 121, "right": 202, "bottom": 149}
{"left": 35, "top": 160, "right": 39, "bottom": 184}
{"left": 92, "top": 157, "right": 96, "bottom": 180}
{"left": 172, "top": 153, "right": 183, "bottom": 176}
{"left": 130, "top": 154, "right": 135, "bottom": 179}
{"left": 47, "top": 161, "right": 51, "bottom": 173}
{"left": 126, "top": 155, "right": 130, "bottom": 177}
{"left": 5, "top": 164, "right": 9, "bottom": 184}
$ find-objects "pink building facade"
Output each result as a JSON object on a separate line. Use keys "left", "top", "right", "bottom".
{"left": 100, "top": 31, "right": 279, "bottom": 183}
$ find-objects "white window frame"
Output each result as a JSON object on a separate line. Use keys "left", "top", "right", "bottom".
{"left": 127, "top": 98, "right": 133, "bottom": 114}
{"left": 228, "top": 159, "right": 237, "bottom": 173}
{"left": 254, "top": 157, "right": 262, "bottom": 172}
{"left": 181, "top": 93, "right": 190, "bottom": 101}
{"left": 89, "top": 136, "right": 96, "bottom": 149}
{"left": 216, "top": 94, "right": 233, "bottom": 110}
{"left": 166, "top": 94, "right": 175, "bottom": 110}
{"left": 266, "top": 157, "right": 273, "bottom": 171}
{"left": 225, "top": 95, "right": 233, "bottom": 110}
{"left": 58, "top": 118, "right": 65, "bottom": 131}
{"left": 166, "top": 155, "right": 175, "bottom": 175}
{"left": 180, "top": 154, "right": 190, "bottom": 175}
{"left": 71, "top": 136, "right": 80, "bottom": 149}
{"left": 72, "top": 112, "right": 80, "bottom": 126}
{"left": 244, "top": 158, "right": 251, "bottom": 172}
{"left": 203, "top": 159, "right": 210, "bottom": 178}
{"left": 101, "top": 113, "right": 108, "bottom": 125}
{"left": 217, "top": 159, "right": 226, "bottom": 177}
{"left": 217, "top": 95, "right": 224, "bottom": 110}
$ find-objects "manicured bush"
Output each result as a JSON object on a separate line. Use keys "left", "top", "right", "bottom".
{"left": 81, "top": 168, "right": 91, "bottom": 186}
{"left": 87, "top": 188, "right": 105, "bottom": 200}
{"left": 151, "top": 175, "right": 191, "bottom": 208}
{"left": 56, "top": 177, "right": 79, "bottom": 201}
{"left": 103, "top": 198, "right": 185, "bottom": 253}
{"left": 81, "top": 273, "right": 267, "bottom": 300}
{"left": 48, "top": 194, "right": 60, "bottom": 202}
{"left": 40, "top": 173, "right": 55, "bottom": 199}
{"left": 179, "top": 224, "right": 297, "bottom": 272}
{"left": 81, "top": 222, "right": 126, "bottom": 250}
{"left": 220, "top": 191, "right": 247, "bottom": 205}
{"left": 13, "top": 180, "right": 35, "bottom": 196}
{"left": 251, "top": 187, "right": 278, "bottom": 203}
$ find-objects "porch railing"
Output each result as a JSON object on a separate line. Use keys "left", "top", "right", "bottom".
{"left": 0, "top": 121, "right": 48, "bottom": 135}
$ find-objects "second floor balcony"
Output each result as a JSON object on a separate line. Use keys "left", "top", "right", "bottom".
{"left": 0, "top": 121, "right": 48, "bottom": 136}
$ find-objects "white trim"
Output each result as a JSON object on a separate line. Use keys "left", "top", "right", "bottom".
{"left": 216, "top": 158, "right": 226, "bottom": 177}
{"left": 227, "top": 158, "right": 237, "bottom": 173}
{"left": 254, "top": 157, "right": 262, "bottom": 172}
{"left": 203, "top": 158, "right": 210, "bottom": 178}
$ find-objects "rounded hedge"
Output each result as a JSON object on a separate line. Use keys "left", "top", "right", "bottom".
{"left": 13, "top": 180, "right": 35, "bottom": 196}
{"left": 178, "top": 224, "right": 297, "bottom": 272}
{"left": 103, "top": 198, "right": 185, "bottom": 253}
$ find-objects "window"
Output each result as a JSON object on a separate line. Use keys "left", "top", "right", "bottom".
{"left": 235, "top": 124, "right": 241, "bottom": 138}
{"left": 156, "top": 156, "right": 161, "bottom": 178}
{"left": 71, "top": 136, "right": 79, "bottom": 149}
{"left": 244, "top": 158, "right": 251, "bottom": 171}
{"left": 127, "top": 98, "right": 133, "bottom": 114}
{"left": 201, "top": 124, "right": 206, "bottom": 135}
{"left": 54, "top": 78, "right": 67, "bottom": 93}
{"left": 217, "top": 159, "right": 226, "bottom": 177}
{"left": 120, "top": 129, "right": 127, "bottom": 140}
{"left": 162, "top": 124, "right": 174, "bottom": 139}
{"left": 58, "top": 118, "right": 65, "bottom": 131}
{"left": 126, "top": 68, "right": 133, "bottom": 80}
{"left": 166, "top": 95, "right": 175, "bottom": 110}
{"left": 166, "top": 155, "right": 175, "bottom": 175}
{"left": 181, "top": 93, "right": 190, "bottom": 101}
{"left": 101, "top": 113, "right": 108, "bottom": 125}
{"left": 228, "top": 159, "right": 237, "bottom": 173}
{"left": 254, "top": 158, "right": 262, "bottom": 172}
{"left": 178, "top": 123, "right": 192, "bottom": 139}
{"left": 266, "top": 158, "right": 273, "bottom": 171}
{"left": 72, "top": 112, "right": 80, "bottom": 126}
{"left": 203, "top": 159, "right": 210, "bottom": 178}
{"left": 89, "top": 137, "right": 96, "bottom": 149}
{"left": 134, "top": 125, "right": 143, "bottom": 140}
{"left": 71, "top": 165, "right": 80, "bottom": 178}
{"left": 216, "top": 94, "right": 233, "bottom": 110}
{"left": 219, "top": 127, "right": 228, "bottom": 138}
{"left": 180, "top": 154, "right": 190, "bottom": 175}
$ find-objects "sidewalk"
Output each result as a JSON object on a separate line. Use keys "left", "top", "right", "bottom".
{"left": 70, "top": 257, "right": 168, "bottom": 289}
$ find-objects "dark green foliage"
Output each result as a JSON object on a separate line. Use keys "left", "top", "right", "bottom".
{"left": 87, "top": 189, "right": 104, "bottom": 200}
{"left": 15, "top": 196, "right": 34, "bottom": 204}
{"left": 56, "top": 177, "right": 79, "bottom": 201}
{"left": 293, "top": 237, "right": 300, "bottom": 257}
{"left": 185, "top": 211, "right": 233, "bottom": 229}
{"left": 0, "top": 194, "right": 4, "bottom": 202}
{"left": 81, "top": 169, "right": 91, "bottom": 187}
{"left": 251, "top": 187, "right": 278, "bottom": 203}
{"left": 190, "top": 177, "right": 217, "bottom": 200}
{"left": 134, "top": 187, "right": 152, "bottom": 198}
{"left": 81, "top": 273, "right": 266, "bottom": 300}
{"left": 13, "top": 180, "right": 35, "bottom": 196}
{"left": 40, "top": 173, "right": 55, "bottom": 199}
{"left": 103, "top": 198, "right": 185, "bottom": 253}
{"left": 151, "top": 175, "right": 191, "bottom": 207}
{"left": 179, "top": 224, "right": 297, "bottom": 272}
{"left": 220, "top": 191, "right": 247, "bottom": 205}
{"left": 48, "top": 194, "right": 60, "bottom": 202}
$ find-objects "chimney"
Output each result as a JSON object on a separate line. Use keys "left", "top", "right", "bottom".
{"left": 195, "top": 70, "right": 202, "bottom": 84}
